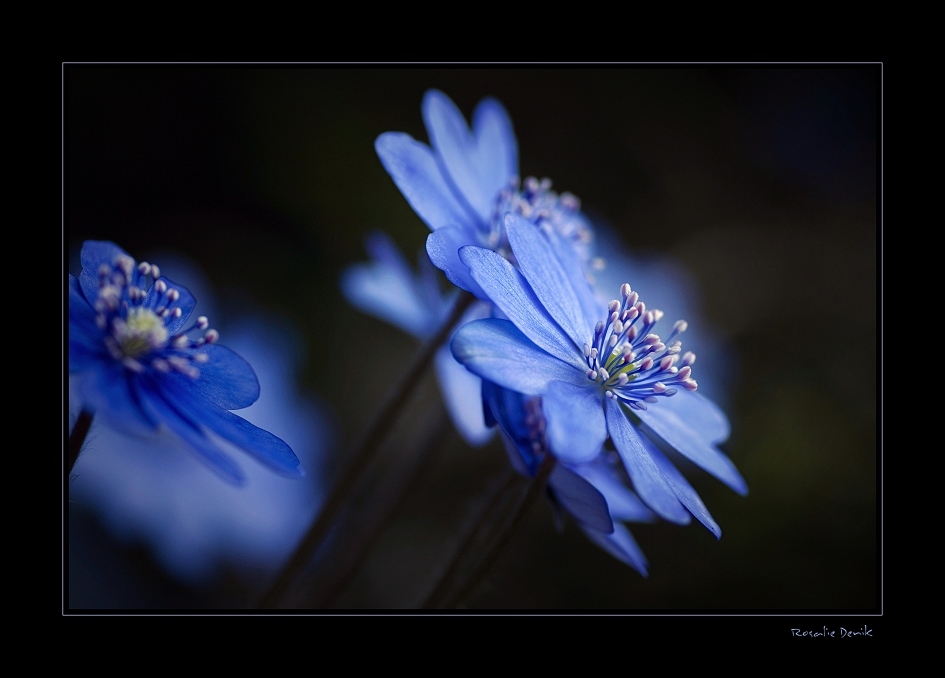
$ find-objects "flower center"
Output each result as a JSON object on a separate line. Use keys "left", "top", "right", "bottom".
{"left": 583, "top": 283, "right": 698, "bottom": 410}
{"left": 487, "top": 176, "right": 594, "bottom": 264}
{"left": 115, "top": 307, "right": 169, "bottom": 358}
{"left": 92, "top": 253, "right": 218, "bottom": 377}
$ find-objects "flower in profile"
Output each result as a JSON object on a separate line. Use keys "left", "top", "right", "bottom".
{"left": 452, "top": 216, "right": 747, "bottom": 538}
{"left": 375, "top": 89, "right": 595, "bottom": 299}
{"left": 340, "top": 230, "right": 493, "bottom": 445}
{"left": 68, "top": 240, "right": 302, "bottom": 484}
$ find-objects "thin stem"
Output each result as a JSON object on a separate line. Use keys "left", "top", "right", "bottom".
{"left": 440, "top": 454, "right": 556, "bottom": 610}
{"left": 421, "top": 465, "right": 520, "bottom": 610}
{"left": 68, "top": 410, "right": 94, "bottom": 475}
{"left": 309, "top": 418, "right": 451, "bottom": 608}
{"left": 256, "top": 290, "right": 476, "bottom": 609}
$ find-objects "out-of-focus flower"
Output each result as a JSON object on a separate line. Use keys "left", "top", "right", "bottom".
{"left": 453, "top": 215, "right": 748, "bottom": 539}
{"left": 69, "top": 252, "right": 331, "bottom": 585}
{"left": 375, "top": 89, "right": 594, "bottom": 300}
{"left": 68, "top": 240, "right": 302, "bottom": 484}
{"left": 341, "top": 230, "right": 493, "bottom": 446}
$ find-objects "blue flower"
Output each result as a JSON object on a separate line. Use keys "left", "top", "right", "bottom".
{"left": 68, "top": 240, "right": 302, "bottom": 485}
{"left": 340, "top": 230, "right": 494, "bottom": 446}
{"left": 452, "top": 216, "right": 748, "bottom": 538}
{"left": 69, "top": 296, "right": 331, "bottom": 586}
{"left": 375, "top": 89, "right": 594, "bottom": 300}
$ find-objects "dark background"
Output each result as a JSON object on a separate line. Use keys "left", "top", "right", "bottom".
{"left": 64, "top": 65, "right": 880, "bottom": 619}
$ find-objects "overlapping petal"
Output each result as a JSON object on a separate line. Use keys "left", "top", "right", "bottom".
{"left": 451, "top": 318, "right": 587, "bottom": 395}
{"left": 542, "top": 380, "right": 606, "bottom": 464}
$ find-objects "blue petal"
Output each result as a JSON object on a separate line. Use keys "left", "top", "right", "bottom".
{"left": 471, "top": 97, "right": 518, "bottom": 206}
{"left": 76, "top": 363, "right": 160, "bottom": 438}
{"left": 68, "top": 275, "right": 108, "bottom": 371}
{"left": 136, "top": 378, "right": 246, "bottom": 484}
{"left": 582, "top": 522, "right": 649, "bottom": 576}
{"left": 375, "top": 131, "right": 477, "bottom": 232}
{"left": 642, "top": 434, "right": 721, "bottom": 538}
{"left": 79, "top": 240, "right": 129, "bottom": 301}
{"left": 541, "top": 223, "right": 603, "bottom": 331}
{"left": 573, "top": 460, "right": 656, "bottom": 523}
{"left": 157, "top": 372, "right": 303, "bottom": 477}
{"left": 506, "top": 214, "right": 594, "bottom": 348}
{"left": 427, "top": 227, "right": 488, "bottom": 299}
{"left": 168, "top": 344, "right": 261, "bottom": 411}
{"left": 635, "top": 393, "right": 748, "bottom": 495}
{"left": 423, "top": 90, "right": 515, "bottom": 225}
{"left": 548, "top": 464, "right": 614, "bottom": 534}
{"left": 605, "top": 397, "right": 690, "bottom": 524}
{"left": 142, "top": 278, "right": 196, "bottom": 335}
{"left": 434, "top": 345, "right": 494, "bottom": 446}
{"left": 459, "top": 245, "right": 581, "bottom": 366}
{"left": 483, "top": 382, "right": 540, "bottom": 476}
{"left": 452, "top": 318, "right": 587, "bottom": 395}
{"left": 341, "top": 231, "right": 441, "bottom": 338}
{"left": 542, "top": 380, "right": 606, "bottom": 464}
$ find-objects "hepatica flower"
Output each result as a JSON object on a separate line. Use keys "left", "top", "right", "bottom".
{"left": 376, "top": 89, "right": 594, "bottom": 300}
{"left": 453, "top": 216, "right": 748, "bottom": 537}
{"left": 68, "top": 240, "right": 302, "bottom": 484}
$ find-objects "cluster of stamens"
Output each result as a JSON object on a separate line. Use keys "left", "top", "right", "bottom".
{"left": 583, "top": 283, "right": 698, "bottom": 410}
{"left": 92, "top": 253, "right": 218, "bottom": 378}
{"left": 487, "top": 177, "right": 594, "bottom": 264}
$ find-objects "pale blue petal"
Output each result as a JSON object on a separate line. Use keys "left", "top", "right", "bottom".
{"left": 426, "top": 227, "right": 488, "bottom": 299}
{"left": 642, "top": 434, "right": 721, "bottom": 538}
{"left": 342, "top": 232, "right": 441, "bottom": 338}
{"left": 542, "top": 380, "right": 606, "bottom": 464}
{"left": 548, "top": 464, "right": 614, "bottom": 534}
{"left": 471, "top": 97, "right": 518, "bottom": 202}
{"left": 375, "top": 131, "right": 477, "bottom": 232}
{"left": 451, "top": 318, "right": 587, "bottom": 395}
{"left": 423, "top": 90, "right": 515, "bottom": 224}
{"left": 434, "top": 345, "right": 494, "bottom": 447}
{"left": 573, "top": 460, "right": 656, "bottom": 523}
{"left": 542, "top": 224, "right": 603, "bottom": 330}
{"left": 582, "top": 522, "right": 649, "bottom": 576}
{"left": 605, "top": 397, "right": 690, "bottom": 524}
{"left": 459, "top": 245, "right": 581, "bottom": 366}
{"left": 506, "top": 214, "right": 594, "bottom": 346}
{"left": 636, "top": 394, "right": 748, "bottom": 495}
{"left": 166, "top": 344, "right": 260, "bottom": 411}
{"left": 648, "top": 389, "right": 731, "bottom": 443}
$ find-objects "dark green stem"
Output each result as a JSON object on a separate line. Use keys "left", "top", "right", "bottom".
{"left": 439, "top": 454, "right": 556, "bottom": 610}
{"left": 69, "top": 410, "right": 94, "bottom": 475}
{"left": 420, "top": 465, "right": 520, "bottom": 609}
{"left": 309, "top": 418, "right": 451, "bottom": 608}
{"left": 256, "top": 290, "right": 476, "bottom": 609}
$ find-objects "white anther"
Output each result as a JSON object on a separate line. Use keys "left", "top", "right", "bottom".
{"left": 138, "top": 262, "right": 151, "bottom": 275}
{"left": 617, "top": 373, "right": 629, "bottom": 386}
{"left": 644, "top": 334, "right": 661, "bottom": 345}
{"left": 683, "top": 379, "right": 699, "bottom": 391}
{"left": 587, "top": 369, "right": 598, "bottom": 380}
{"left": 608, "top": 300, "right": 620, "bottom": 313}
{"left": 677, "top": 366, "right": 691, "bottom": 380}
{"left": 204, "top": 329, "right": 219, "bottom": 344}
{"left": 173, "top": 335, "right": 189, "bottom": 348}
{"left": 583, "top": 343, "right": 590, "bottom": 357}
{"left": 620, "top": 283, "right": 631, "bottom": 298}
{"left": 155, "top": 280, "right": 167, "bottom": 294}
{"left": 674, "top": 320, "right": 688, "bottom": 333}
{"left": 166, "top": 288, "right": 180, "bottom": 302}
{"left": 681, "top": 351, "right": 696, "bottom": 366}
{"left": 599, "top": 367, "right": 610, "bottom": 381}
{"left": 660, "top": 356, "right": 674, "bottom": 371}
{"left": 653, "top": 382, "right": 667, "bottom": 393}
{"left": 172, "top": 308, "right": 182, "bottom": 318}
{"left": 150, "top": 265, "right": 160, "bottom": 279}
{"left": 196, "top": 316, "right": 209, "bottom": 330}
